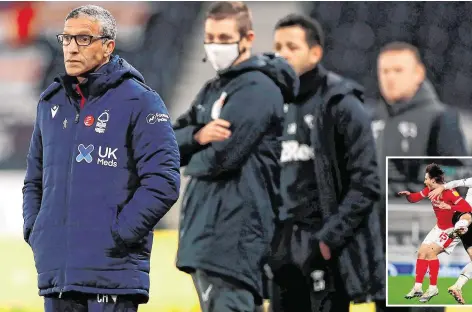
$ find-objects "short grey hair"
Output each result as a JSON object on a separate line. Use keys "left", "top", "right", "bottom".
{"left": 65, "top": 5, "right": 117, "bottom": 41}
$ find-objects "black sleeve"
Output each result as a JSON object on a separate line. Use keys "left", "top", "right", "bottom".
{"left": 428, "top": 108, "right": 468, "bottom": 156}
{"left": 184, "top": 80, "right": 283, "bottom": 178}
{"left": 315, "top": 94, "right": 381, "bottom": 250}
{"left": 172, "top": 84, "right": 209, "bottom": 166}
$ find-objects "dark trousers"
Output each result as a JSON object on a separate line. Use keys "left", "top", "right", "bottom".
{"left": 191, "top": 269, "right": 263, "bottom": 312}
{"left": 44, "top": 292, "right": 139, "bottom": 312}
{"left": 268, "top": 220, "right": 350, "bottom": 312}
{"left": 269, "top": 262, "right": 350, "bottom": 312}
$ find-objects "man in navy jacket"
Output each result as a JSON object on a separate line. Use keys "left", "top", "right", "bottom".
{"left": 22, "top": 5, "right": 180, "bottom": 312}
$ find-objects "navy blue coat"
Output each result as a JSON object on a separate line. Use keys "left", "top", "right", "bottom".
{"left": 22, "top": 55, "right": 180, "bottom": 302}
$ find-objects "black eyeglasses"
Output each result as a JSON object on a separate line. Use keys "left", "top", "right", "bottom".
{"left": 56, "top": 34, "right": 111, "bottom": 46}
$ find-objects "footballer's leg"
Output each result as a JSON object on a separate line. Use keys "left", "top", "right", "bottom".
{"left": 448, "top": 231, "right": 472, "bottom": 304}
{"left": 448, "top": 262, "right": 471, "bottom": 304}
{"left": 88, "top": 294, "right": 139, "bottom": 312}
{"left": 405, "top": 243, "right": 429, "bottom": 299}
{"left": 418, "top": 242, "right": 442, "bottom": 303}
{"left": 419, "top": 228, "right": 460, "bottom": 303}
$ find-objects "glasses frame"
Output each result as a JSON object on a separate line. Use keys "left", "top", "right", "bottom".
{"left": 56, "top": 34, "right": 111, "bottom": 47}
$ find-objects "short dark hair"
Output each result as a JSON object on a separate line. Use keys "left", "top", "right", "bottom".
{"left": 380, "top": 41, "right": 423, "bottom": 64}
{"left": 425, "top": 163, "right": 445, "bottom": 184}
{"left": 206, "top": 1, "right": 252, "bottom": 36}
{"left": 275, "top": 14, "right": 324, "bottom": 48}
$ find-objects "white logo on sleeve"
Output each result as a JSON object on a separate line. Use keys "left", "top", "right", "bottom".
{"left": 201, "top": 284, "right": 213, "bottom": 302}
{"left": 51, "top": 105, "right": 59, "bottom": 118}
{"left": 147, "top": 113, "right": 169, "bottom": 124}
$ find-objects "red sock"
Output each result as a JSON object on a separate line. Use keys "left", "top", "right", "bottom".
{"left": 429, "top": 259, "right": 440, "bottom": 286}
{"left": 415, "top": 259, "right": 429, "bottom": 283}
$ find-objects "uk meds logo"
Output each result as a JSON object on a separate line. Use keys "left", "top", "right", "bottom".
{"left": 76, "top": 144, "right": 94, "bottom": 163}
{"left": 75, "top": 144, "right": 118, "bottom": 167}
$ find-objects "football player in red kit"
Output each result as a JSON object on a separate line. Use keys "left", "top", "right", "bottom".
{"left": 398, "top": 163, "right": 471, "bottom": 303}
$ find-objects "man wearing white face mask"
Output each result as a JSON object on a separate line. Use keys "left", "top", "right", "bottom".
{"left": 172, "top": 2, "right": 299, "bottom": 311}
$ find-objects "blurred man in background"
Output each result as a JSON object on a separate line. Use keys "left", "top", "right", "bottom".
{"left": 373, "top": 42, "right": 467, "bottom": 157}
{"left": 372, "top": 42, "right": 468, "bottom": 257}
{"left": 173, "top": 2, "right": 298, "bottom": 312}
{"left": 269, "top": 14, "right": 384, "bottom": 312}
{"left": 22, "top": 5, "right": 180, "bottom": 312}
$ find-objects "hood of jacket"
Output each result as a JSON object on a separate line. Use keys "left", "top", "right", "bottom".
{"left": 219, "top": 53, "right": 299, "bottom": 103}
{"left": 383, "top": 80, "right": 440, "bottom": 116}
{"left": 55, "top": 55, "right": 145, "bottom": 100}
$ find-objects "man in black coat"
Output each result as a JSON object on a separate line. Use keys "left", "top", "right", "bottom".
{"left": 373, "top": 42, "right": 467, "bottom": 262}
{"left": 268, "top": 14, "right": 385, "bottom": 312}
{"left": 173, "top": 2, "right": 299, "bottom": 312}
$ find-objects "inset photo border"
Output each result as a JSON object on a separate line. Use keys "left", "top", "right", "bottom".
{"left": 386, "top": 156, "right": 472, "bottom": 307}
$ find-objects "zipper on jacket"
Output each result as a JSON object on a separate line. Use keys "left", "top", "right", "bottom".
{"left": 62, "top": 101, "right": 80, "bottom": 293}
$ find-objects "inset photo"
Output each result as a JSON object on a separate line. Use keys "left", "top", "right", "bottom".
{"left": 387, "top": 157, "right": 472, "bottom": 307}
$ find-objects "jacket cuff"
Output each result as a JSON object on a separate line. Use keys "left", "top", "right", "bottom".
{"left": 315, "top": 227, "right": 341, "bottom": 251}
{"left": 184, "top": 125, "right": 203, "bottom": 149}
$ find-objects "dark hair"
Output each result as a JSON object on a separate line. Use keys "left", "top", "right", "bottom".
{"left": 206, "top": 1, "right": 252, "bottom": 36}
{"left": 275, "top": 14, "right": 324, "bottom": 48}
{"left": 380, "top": 41, "right": 423, "bottom": 64}
{"left": 425, "top": 163, "right": 445, "bottom": 184}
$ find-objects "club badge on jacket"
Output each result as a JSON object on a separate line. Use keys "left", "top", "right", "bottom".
{"left": 95, "top": 110, "right": 110, "bottom": 134}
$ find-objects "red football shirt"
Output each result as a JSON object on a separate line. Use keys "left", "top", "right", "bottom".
{"left": 407, "top": 187, "right": 471, "bottom": 230}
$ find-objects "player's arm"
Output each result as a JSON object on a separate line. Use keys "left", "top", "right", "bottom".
{"left": 398, "top": 187, "right": 429, "bottom": 203}
{"left": 428, "top": 179, "right": 471, "bottom": 199}
{"left": 445, "top": 178, "right": 472, "bottom": 190}
{"left": 22, "top": 103, "right": 43, "bottom": 246}
{"left": 445, "top": 190, "right": 472, "bottom": 213}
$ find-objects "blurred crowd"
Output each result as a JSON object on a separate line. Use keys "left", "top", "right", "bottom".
{"left": 1, "top": 2, "right": 472, "bottom": 171}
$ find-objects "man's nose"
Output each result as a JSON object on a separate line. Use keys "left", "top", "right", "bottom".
{"left": 66, "top": 38, "right": 80, "bottom": 53}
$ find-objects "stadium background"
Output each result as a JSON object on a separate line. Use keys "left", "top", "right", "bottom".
{"left": 1, "top": 1, "right": 472, "bottom": 311}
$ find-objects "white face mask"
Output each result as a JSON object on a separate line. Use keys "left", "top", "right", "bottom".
{"left": 204, "top": 43, "right": 240, "bottom": 72}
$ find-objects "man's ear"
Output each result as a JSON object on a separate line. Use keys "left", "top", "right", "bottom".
{"left": 308, "top": 45, "right": 323, "bottom": 65}
{"left": 104, "top": 40, "right": 115, "bottom": 58}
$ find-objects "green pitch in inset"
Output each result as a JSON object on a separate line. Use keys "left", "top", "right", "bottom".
{"left": 388, "top": 275, "right": 472, "bottom": 305}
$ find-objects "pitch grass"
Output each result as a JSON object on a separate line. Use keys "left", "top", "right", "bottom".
{"left": 388, "top": 275, "right": 472, "bottom": 305}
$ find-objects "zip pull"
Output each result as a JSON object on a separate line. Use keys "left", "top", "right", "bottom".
{"left": 75, "top": 113, "right": 80, "bottom": 124}
{"left": 59, "top": 291, "right": 63, "bottom": 299}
